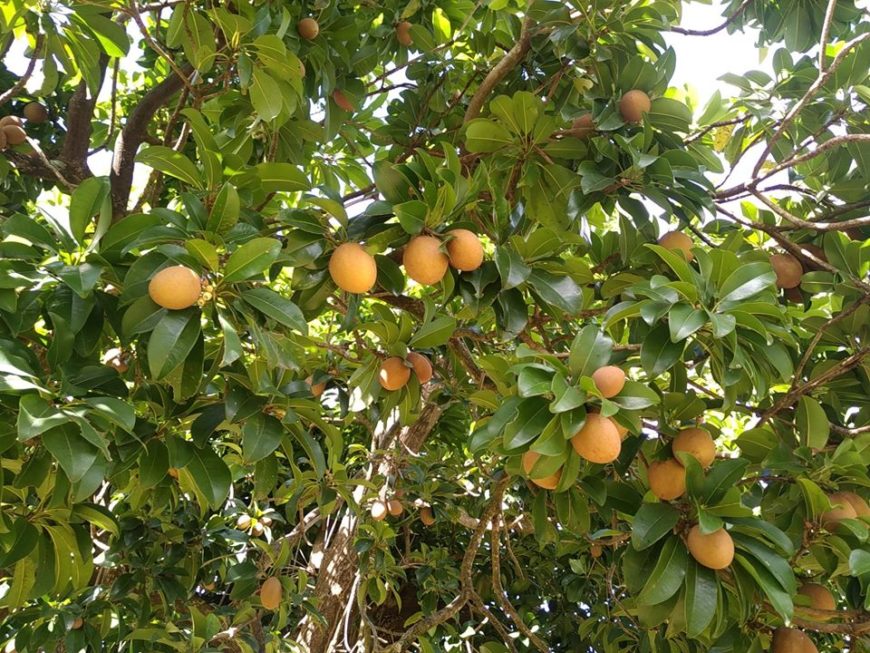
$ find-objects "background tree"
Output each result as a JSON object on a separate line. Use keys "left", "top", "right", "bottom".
{"left": 0, "top": 0, "right": 868, "bottom": 652}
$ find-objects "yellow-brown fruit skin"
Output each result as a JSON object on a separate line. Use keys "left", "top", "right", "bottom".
{"left": 571, "top": 113, "right": 594, "bottom": 138}
{"left": 841, "top": 491, "right": 870, "bottom": 517}
{"left": 371, "top": 500, "right": 388, "bottom": 521}
{"left": 797, "top": 583, "right": 836, "bottom": 612}
{"left": 446, "top": 229, "right": 484, "bottom": 271}
{"left": 333, "top": 90, "right": 354, "bottom": 112}
{"left": 328, "top": 243, "right": 377, "bottom": 293}
{"left": 297, "top": 17, "right": 319, "bottom": 40}
{"left": 672, "top": 427, "right": 716, "bottom": 468}
{"left": 2, "top": 124, "right": 27, "bottom": 145}
{"left": 647, "top": 458, "right": 687, "bottom": 501}
{"left": 23, "top": 102, "right": 48, "bottom": 123}
{"left": 521, "top": 450, "right": 562, "bottom": 490}
{"left": 387, "top": 499, "right": 404, "bottom": 517}
{"left": 770, "top": 253, "right": 803, "bottom": 289}
{"left": 0, "top": 115, "right": 22, "bottom": 128}
{"left": 148, "top": 265, "right": 201, "bottom": 310}
{"left": 419, "top": 506, "right": 435, "bottom": 526}
{"left": 403, "top": 235, "right": 449, "bottom": 285}
{"left": 407, "top": 352, "right": 433, "bottom": 384}
{"left": 821, "top": 492, "right": 858, "bottom": 528}
{"left": 658, "top": 231, "right": 694, "bottom": 261}
{"left": 260, "top": 576, "right": 282, "bottom": 611}
{"left": 396, "top": 21, "right": 413, "bottom": 46}
{"left": 591, "top": 365, "right": 626, "bottom": 398}
{"left": 570, "top": 413, "right": 622, "bottom": 464}
{"left": 590, "top": 544, "right": 603, "bottom": 558}
{"left": 619, "top": 90, "right": 652, "bottom": 123}
{"left": 378, "top": 357, "right": 411, "bottom": 391}
{"left": 772, "top": 627, "right": 818, "bottom": 653}
{"left": 686, "top": 525, "right": 734, "bottom": 570}
{"left": 71, "top": 617, "right": 84, "bottom": 630}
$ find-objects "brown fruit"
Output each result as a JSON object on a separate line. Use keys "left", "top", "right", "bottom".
{"left": 419, "top": 506, "right": 435, "bottom": 526}
{"left": 260, "top": 576, "right": 282, "bottom": 610}
{"left": 371, "top": 500, "right": 388, "bottom": 521}
{"left": 570, "top": 413, "right": 621, "bottom": 464}
{"left": 387, "top": 499, "right": 404, "bottom": 516}
{"left": 2, "top": 124, "right": 27, "bottom": 145}
{"left": 821, "top": 492, "right": 858, "bottom": 528}
{"left": 521, "top": 450, "right": 562, "bottom": 490}
{"left": 686, "top": 525, "right": 734, "bottom": 570}
{"left": 590, "top": 543, "right": 603, "bottom": 558}
{"left": 236, "top": 514, "right": 252, "bottom": 531}
{"left": 797, "top": 583, "right": 836, "bottom": 612}
{"left": 658, "top": 231, "right": 694, "bottom": 261}
{"left": 840, "top": 491, "right": 870, "bottom": 517}
{"left": 148, "top": 265, "right": 201, "bottom": 310}
{"left": 167, "top": 467, "right": 179, "bottom": 479}
{"left": 379, "top": 357, "right": 411, "bottom": 391}
{"left": 403, "top": 235, "right": 449, "bottom": 285}
{"left": 297, "top": 17, "right": 319, "bottom": 40}
{"left": 251, "top": 522, "right": 265, "bottom": 536}
{"left": 672, "top": 427, "right": 716, "bottom": 468}
{"left": 333, "top": 90, "right": 355, "bottom": 112}
{"left": 619, "top": 89, "right": 651, "bottom": 123}
{"left": 328, "top": 242, "right": 377, "bottom": 293}
{"left": 0, "top": 115, "right": 22, "bottom": 127}
{"left": 647, "top": 458, "right": 687, "bottom": 501}
{"left": 571, "top": 113, "right": 595, "bottom": 138}
{"left": 407, "top": 352, "right": 433, "bottom": 384}
{"left": 203, "top": 581, "right": 216, "bottom": 591}
{"left": 23, "top": 102, "right": 48, "bottom": 123}
{"left": 396, "top": 21, "right": 413, "bottom": 46}
{"left": 784, "top": 286, "right": 804, "bottom": 304}
{"left": 770, "top": 253, "right": 802, "bottom": 289}
{"left": 445, "top": 229, "right": 484, "bottom": 271}
{"left": 307, "top": 375, "right": 327, "bottom": 397}
{"left": 261, "top": 515, "right": 273, "bottom": 526}
{"left": 71, "top": 617, "right": 84, "bottom": 630}
{"left": 771, "top": 627, "right": 818, "bottom": 653}
{"left": 591, "top": 365, "right": 626, "bottom": 398}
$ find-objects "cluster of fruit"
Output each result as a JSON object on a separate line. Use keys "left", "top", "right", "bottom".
{"left": 0, "top": 102, "right": 47, "bottom": 150}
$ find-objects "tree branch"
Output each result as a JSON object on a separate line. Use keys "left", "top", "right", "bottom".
{"left": 817, "top": 0, "right": 838, "bottom": 72}
{"left": 668, "top": 0, "right": 752, "bottom": 36}
{"left": 0, "top": 34, "right": 43, "bottom": 107}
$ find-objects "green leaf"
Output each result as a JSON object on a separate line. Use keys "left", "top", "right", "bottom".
{"left": 136, "top": 146, "right": 204, "bottom": 189}
{"left": 503, "top": 398, "right": 551, "bottom": 450}
{"left": 684, "top": 561, "right": 717, "bottom": 638}
{"left": 69, "top": 176, "right": 110, "bottom": 244}
{"left": 84, "top": 397, "right": 136, "bottom": 433}
{"left": 207, "top": 183, "right": 240, "bottom": 234}
{"left": 796, "top": 396, "right": 830, "bottom": 449}
{"left": 641, "top": 323, "right": 684, "bottom": 377}
{"left": 465, "top": 119, "right": 514, "bottom": 153}
{"left": 409, "top": 316, "right": 457, "bottom": 348}
{"left": 517, "top": 365, "right": 555, "bottom": 397}
{"left": 732, "top": 534, "right": 796, "bottom": 594}
{"left": 254, "top": 163, "right": 309, "bottom": 193}
{"left": 147, "top": 309, "right": 201, "bottom": 379}
{"left": 249, "top": 68, "right": 282, "bottom": 121}
{"left": 138, "top": 440, "right": 170, "bottom": 489}
{"left": 568, "top": 326, "right": 613, "bottom": 377}
{"left": 243, "top": 288, "right": 307, "bottom": 333}
{"left": 668, "top": 303, "right": 706, "bottom": 342}
{"left": 733, "top": 553, "right": 793, "bottom": 621}
{"left": 528, "top": 270, "right": 582, "bottom": 314}
{"left": 17, "top": 394, "right": 70, "bottom": 440}
{"left": 632, "top": 502, "right": 680, "bottom": 551}
{"left": 717, "top": 262, "right": 776, "bottom": 306}
{"left": 702, "top": 459, "right": 749, "bottom": 505}
{"left": 637, "top": 536, "right": 688, "bottom": 604}
{"left": 394, "top": 200, "right": 427, "bottom": 235}
{"left": 186, "top": 239, "right": 220, "bottom": 271}
{"left": 242, "top": 413, "right": 284, "bottom": 464}
{"left": 43, "top": 423, "right": 99, "bottom": 483}
{"left": 222, "top": 238, "right": 282, "bottom": 283}
{"left": 495, "top": 248, "right": 531, "bottom": 289}
{"left": 182, "top": 446, "right": 231, "bottom": 509}
{"left": 611, "top": 380, "right": 660, "bottom": 410}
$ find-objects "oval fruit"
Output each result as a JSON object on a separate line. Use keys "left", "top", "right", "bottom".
{"left": 387, "top": 499, "right": 403, "bottom": 517}
{"left": 236, "top": 514, "right": 252, "bottom": 531}
{"left": 403, "top": 235, "right": 449, "bottom": 285}
{"left": 571, "top": 113, "right": 594, "bottom": 138}
{"left": 647, "top": 458, "right": 686, "bottom": 501}
{"left": 840, "top": 491, "right": 870, "bottom": 517}
{"left": 658, "top": 231, "right": 694, "bottom": 261}
{"left": 260, "top": 576, "right": 282, "bottom": 610}
{"left": 23, "top": 102, "right": 48, "bottom": 123}
{"left": 672, "top": 427, "right": 716, "bottom": 468}
{"left": 797, "top": 583, "right": 835, "bottom": 612}
{"left": 71, "top": 617, "right": 84, "bottom": 630}
{"left": 379, "top": 357, "right": 411, "bottom": 391}
{"left": 371, "top": 500, "right": 388, "bottom": 521}
{"left": 333, "top": 90, "right": 355, "bottom": 112}
{"left": 590, "top": 543, "right": 603, "bottom": 558}
{"left": 396, "top": 21, "right": 413, "bottom": 46}
{"left": 2, "top": 124, "right": 27, "bottom": 145}
{"left": 771, "top": 627, "right": 818, "bottom": 653}
{"left": 619, "top": 89, "right": 651, "bottom": 123}
{"left": 570, "top": 413, "right": 621, "bottom": 464}
{"left": 521, "top": 450, "right": 562, "bottom": 490}
{"left": 821, "top": 492, "right": 858, "bottom": 528}
{"left": 0, "top": 115, "right": 22, "bottom": 127}
{"left": 328, "top": 242, "right": 377, "bottom": 293}
{"left": 419, "top": 506, "right": 435, "bottom": 526}
{"left": 686, "top": 525, "right": 734, "bottom": 570}
{"left": 297, "top": 17, "right": 319, "bottom": 40}
{"left": 407, "top": 351, "right": 433, "bottom": 384}
{"left": 770, "top": 253, "right": 802, "bottom": 289}
{"left": 446, "top": 229, "right": 484, "bottom": 271}
{"left": 307, "top": 375, "right": 327, "bottom": 397}
{"left": 591, "top": 365, "right": 626, "bottom": 398}
{"left": 148, "top": 265, "right": 201, "bottom": 310}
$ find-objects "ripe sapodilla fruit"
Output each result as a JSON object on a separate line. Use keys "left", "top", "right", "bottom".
{"left": 571, "top": 113, "right": 594, "bottom": 138}
{"left": 328, "top": 243, "right": 377, "bottom": 293}
{"left": 771, "top": 627, "right": 819, "bottom": 653}
{"left": 297, "top": 17, "right": 319, "bottom": 40}
{"left": 522, "top": 450, "right": 562, "bottom": 490}
{"left": 570, "top": 413, "right": 621, "bottom": 464}
{"left": 403, "top": 235, "right": 449, "bottom": 285}
{"left": 333, "top": 90, "right": 355, "bottom": 112}
{"left": 686, "top": 525, "right": 734, "bottom": 570}
{"left": 647, "top": 458, "right": 686, "bottom": 501}
{"left": 672, "top": 427, "right": 716, "bottom": 468}
{"left": 148, "top": 265, "right": 201, "bottom": 310}
{"left": 797, "top": 583, "right": 836, "bottom": 612}
{"left": 307, "top": 376, "right": 326, "bottom": 397}
{"left": 446, "top": 229, "right": 484, "bottom": 271}
{"left": 770, "top": 253, "right": 802, "bottom": 289}
{"left": 2, "top": 124, "right": 27, "bottom": 145}
{"left": 658, "top": 231, "right": 694, "bottom": 261}
{"left": 71, "top": 617, "right": 84, "bottom": 629}
{"left": 379, "top": 357, "right": 411, "bottom": 391}
{"left": 0, "top": 115, "right": 22, "bottom": 127}
{"left": 841, "top": 491, "right": 870, "bottom": 517}
{"left": 407, "top": 352, "right": 432, "bottom": 384}
{"left": 420, "top": 506, "right": 435, "bottom": 526}
{"left": 23, "top": 102, "right": 48, "bottom": 123}
{"left": 619, "top": 89, "right": 651, "bottom": 123}
{"left": 821, "top": 492, "right": 858, "bottom": 528}
{"left": 591, "top": 365, "right": 626, "bottom": 398}
{"left": 387, "top": 499, "right": 404, "bottom": 516}
{"left": 260, "top": 576, "right": 282, "bottom": 610}
{"left": 396, "top": 21, "right": 413, "bottom": 46}
{"left": 371, "top": 500, "right": 388, "bottom": 521}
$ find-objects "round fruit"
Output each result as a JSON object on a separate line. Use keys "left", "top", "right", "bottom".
{"left": 297, "top": 17, "right": 319, "bottom": 40}
{"left": 261, "top": 515, "right": 272, "bottom": 526}
{"left": 672, "top": 427, "right": 716, "bottom": 468}
{"left": 306, "top": 375, "right": 327, "bottom": 397}
{"left": 590, "top": 543, "right": 603, "bottom": 558}
{"left": 371, "top": 500, "right": 388, "bottom": 521}
{"left": 771, "top": 627, "right": 818, "bottom": 653}
{"left": 396, "top": 21, "right": 413, "bottom": 46}
{"left": 333, "top": 90, "right": 355, "bottom": 112}
{"left": 328, "top": 242, "right": 377, "bottom": 294}
{"left": 770, "top": 253, "right": 802, "bottom": 289}
{"left": 251, "top": 522, "right": 265, "bottom": 536}
{"left": 23, "top": 102, "right": 48, "bottom": 123}
{"left": 571, "top": 113, "right": 594, "bottom": 138}
{"left": 840, "top": 491, "right": 870, "bottom": 517}
{"left": 446, "top": 229, "right": 484, "bottom": 271}
{"left": 521, "top": 450, "right": 562, "bottom": 490}
{"left": 658, "top": 231, "right": 694, "bottom": 261}
{"left": 2, "top": 124, "right": 27, "bottom": 145}
{"left": 379, "top": 357, "right": 411, "bottom": 391}
{"left": 148, "top": 265, "right": 201, "bottom": 310}
{"left": 686, "top": 525, "right": 734, "bottom": 570}
{"left": 167, "top": 467, "right": 179, "bottom": 479}
{"left": 260, "top": 576, "right": 282, "bottom": 610}
{"left": 407, "top": 352, "right": 433, "bottom": 384}
{"left": 71, "top": 617, "right": 84, "bottom": 630}
{"left": 419, "top": 506, "right": 435, "bottom": 526}
{"left": 797, "top": 583, "right": 835, "bottom": 612}
{"left": 591, "top": 365, "right": 626, "bottom": 398}
{"left": 387, "top": 499, "right": 404, "bottom": 516}
{"left": 236, "top": 514, "right": 252, "bottom": 531}
{"left": 647, "top": 458, "right": 687, "bottom": 501}
{"left": 403, "top": 235, "right": 449, "bottom": 285}
{"left": 0, "top": 115, "right": 22, "bottom": 127}
{"left": 570, "top": 413, "right": 621, "bottom": 464}
{"left": 619, "top": 89, "right": 651, "bottom": 123}
{"left": 821, "top": 492, "right": 858, "bottom": 528}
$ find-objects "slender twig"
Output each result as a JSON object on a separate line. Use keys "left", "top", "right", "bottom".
{"left": 669, "top": 0, "right": 752, "bottom": 36}
{"left": 0, "top": 34, "right": 43, "bottom": 106}
{"left": 818, "top": 0, "right": 838, "bottom": 71}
